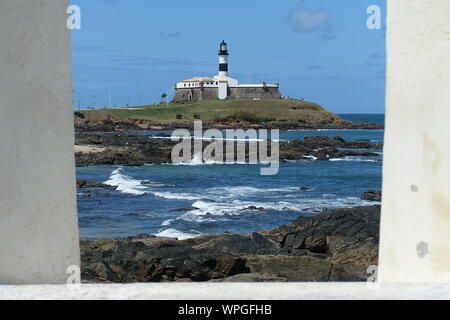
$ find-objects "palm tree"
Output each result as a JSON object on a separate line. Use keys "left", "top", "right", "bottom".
{"left": 161, "top": 92, "right": 168, "bottom": 103}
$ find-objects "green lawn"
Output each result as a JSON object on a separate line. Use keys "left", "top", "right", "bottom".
{"left": 79, "top": 99, "right": 341, "bottom": 124}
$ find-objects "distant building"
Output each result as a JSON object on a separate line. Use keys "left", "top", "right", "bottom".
{"left": 173, "top": 41, "right": 282, "bottom": 102}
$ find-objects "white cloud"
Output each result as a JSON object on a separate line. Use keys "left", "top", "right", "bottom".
{"left": 289, "top": 0, "right": 330, "bottom": 33}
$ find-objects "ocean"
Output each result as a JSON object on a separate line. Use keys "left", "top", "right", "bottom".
{"left": 76, "top": 114, "right": 384, "bottom": 240}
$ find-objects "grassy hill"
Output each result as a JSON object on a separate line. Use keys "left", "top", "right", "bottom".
{"left": 78, "top": 99, "right": 341, "bottom": 125}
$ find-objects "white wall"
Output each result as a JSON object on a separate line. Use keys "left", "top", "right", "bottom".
{"left": 218, "top": 82, "right": 228, "bottom": 100}
{"left": 379, "top": 0, "right": 450, "bottom": 282}
{"left": 0, "top": 0, "right": 80, "bottom": 284}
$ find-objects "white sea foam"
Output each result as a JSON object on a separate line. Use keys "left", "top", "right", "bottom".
{"left": 322, "top": 193, "right": 337, "bottom": 197}
{"left": 155, "top": 228, "right": 199, "bottom": 240}
{"left": 180, "top": 199, "right": 296, "bottom": 221}
{"left": 207, "top": 186, "right": 299, "bottom": 198}
{"left": 150, "top": 185, "right": 300, "bottom": 203}
{"left": 104, "top": 168, "right": 148, "bottom": 195}
{"left": 303, "top": 155, "right": 318, "bottom": 161}
{"left": 190, "top": 200, "right": 239, "bottom": 216}
{"left": 151, "top": 191, "right": 202, "bottom": 201}
{"left": 161, "top": 219, "right": 174, "bottom": 226}
{"left": 329, "top": 157, "right": 379, "bottom": 162}
{"left": 172, "top": 156, "right": 259, "bottom": 167}
{"left": 175, "top": 196, "right": 380, "bottom": 223}
{"left": 171, "top": 153, "right": 222, "bottom": 166}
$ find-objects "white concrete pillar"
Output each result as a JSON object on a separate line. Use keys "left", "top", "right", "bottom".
{"left": 0, "top": 0, "right": 80, "bottom": 284}
{"left": 379, "top": 0, "right": 450, "bottom": 282}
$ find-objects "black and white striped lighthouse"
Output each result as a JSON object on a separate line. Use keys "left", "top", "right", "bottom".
{"left": 218, "top": 40, "right": 229, "bottom": 79}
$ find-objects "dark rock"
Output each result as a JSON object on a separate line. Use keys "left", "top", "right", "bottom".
{"left": 126, "top": 213, "right": 142, "bottom": 217}
{"left": 80, "top": 206, "right": 381, "bottom": 283}
{"left": 128, "top": 234, "right": 157, "bottom": 240}
{"left": 76, "top": 179, "right": 117, "bottom": 191}
{"left": 216, "top": 256, "right": 250, "bottom": 276}
{"left": 251, "top": 232, "right": 275, "bottom": 252}
{"left": 244, "top": 255, "right": 333, "bottom": 282}
{"left": 243, "top": 206, "right": 265, "bottom": 211}
{"left": 361, "top": 190, "right": 382, "bottom": 202}
{"left": 282, "top": 233, "right": 296, "bottom": 249}
{"left": 74, "top": 111, "right": 85, "bottom": 119}
{"left": 174, "top": 207, "right": 199, "bottom": 212}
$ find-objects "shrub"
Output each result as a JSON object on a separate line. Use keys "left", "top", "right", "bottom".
{"left": 74, "top": 111, "right": 85, "bottom": 119}
{"left": 193, "top": 113, "right": 201, "bottom": 119}
{"left": 176, "top": 114, "right": 183, "bottom": 119}
{"left": 216, "top": 112, "right": 275, "bottom": 124}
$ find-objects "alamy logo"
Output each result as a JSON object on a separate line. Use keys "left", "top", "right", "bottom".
{"left": 367, "top": 265, "right": 378, "bottom": 282}
{"left": 366, "top": 5, "right": 382, "bottom": 30}
{"left": 67, "top": 5, "right": 81, "bottom": 30}
{"left": 171, "top": 121, "right": 280, "bottom": 176}
{"left": 66, "top": 265, "right": 81, "bottom": 290}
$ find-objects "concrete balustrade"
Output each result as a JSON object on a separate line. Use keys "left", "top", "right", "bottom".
{"left": 0, "top": 0, "right": 449, "bottom": 296}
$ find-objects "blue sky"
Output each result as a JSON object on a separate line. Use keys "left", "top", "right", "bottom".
{"left": 71, "top": 0, "right": 386, "bottom": 113}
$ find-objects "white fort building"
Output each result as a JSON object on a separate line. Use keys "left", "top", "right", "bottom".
{"left": 173, "top": 41, "right": 282, "bottom": 102}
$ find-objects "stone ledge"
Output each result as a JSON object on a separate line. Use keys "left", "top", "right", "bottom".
{"left": 1, "top": 283, "right": 450, "bottom": 300}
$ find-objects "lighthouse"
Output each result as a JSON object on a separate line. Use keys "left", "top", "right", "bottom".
{"left": 173, "top": 40, "right": 281, "bottom": 102}
{"left": 218, "top": 40, "right": 229, "bottom": 79}
{"left": 217, "top": 40, "right": 230, "bottom": 99}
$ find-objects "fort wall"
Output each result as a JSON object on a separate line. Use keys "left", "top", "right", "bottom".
{"left": 229, "top": 86, "right": 281, "bottom": 100}
{"left": 173, "top": 88, "right": 218, "bottom": 102}
{"left": 173, "top": 86, "right": 281, "bottom": 102}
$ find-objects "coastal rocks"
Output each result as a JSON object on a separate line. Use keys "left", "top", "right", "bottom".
{"left": 75, "top": 133, "right": 382, "bottom": 166}
{"left": 242, "top": 206, "right": 265, "bottom": 211}
{"left": 216, "top": 256, "right": 250, "bottom": 276}
{"left": 174, "top": 207, "right": 199, "bottom": 212}
{"left": 191, "top": 232, "right": 278, "bottom": 255}
{"left": 210, "top": 273, "right": 288, "bottom": 282}
{"left": 243, "top": 255, "right": 333, "bottom": 282}
{"left": 75, "top": 133, "right": 173, "bottom": 166}
{"left": 76, "top": 179, "right": 117, "bottom": 191}
{"left": 74, "top": 115, "right": 142, "bottom": 132}
{"left": 281, "top": 206, "right": 381, "bottom": 281}
{"left": 280, "top": 136, "right": 381, "bottom": 162}
{"left": 361, "top": 190, "right": 382, "bottom": 202}
{"left": 80, "top": 206, "right": 381, "bottom": 283}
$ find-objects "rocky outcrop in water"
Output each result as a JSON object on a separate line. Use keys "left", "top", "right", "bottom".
{"left": 75, "top": 133, "right": 381, "bottom": 167}
{"left": 361, "top": 190, "right": 382, "bottom": 202}
{"left": 279, "top": 136, "right": 381, "bottom": 161}
{"left": 81, "top": 206, "right": 380, "bottom": 283}
{"left": 76, "top": 179, "right": 117, "bottom": 190}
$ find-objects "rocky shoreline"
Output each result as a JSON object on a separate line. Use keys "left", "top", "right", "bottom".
{"left": 75, "top": 117, "right": 384, "bottom": 132}
{"left": 75, "top": 133, "right": 382, "bottom": 167}
{"left": 81, "top": 205, "right": 380, "bottom": 283}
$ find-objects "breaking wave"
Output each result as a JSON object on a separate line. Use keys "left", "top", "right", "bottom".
{"left": 172, "top": 195, "right": 378, "bottom": 223}
{"left": 155, "top": 228, "right": 199, "bottom": 240}
{"left": 329, "top": 157, "right": 380, "bottom": 162}
{"left": 150, "top": 191, "right": 201, "bottom": 201}
{"left": 104, "top": 168, "right": 149, "bottom": 195}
